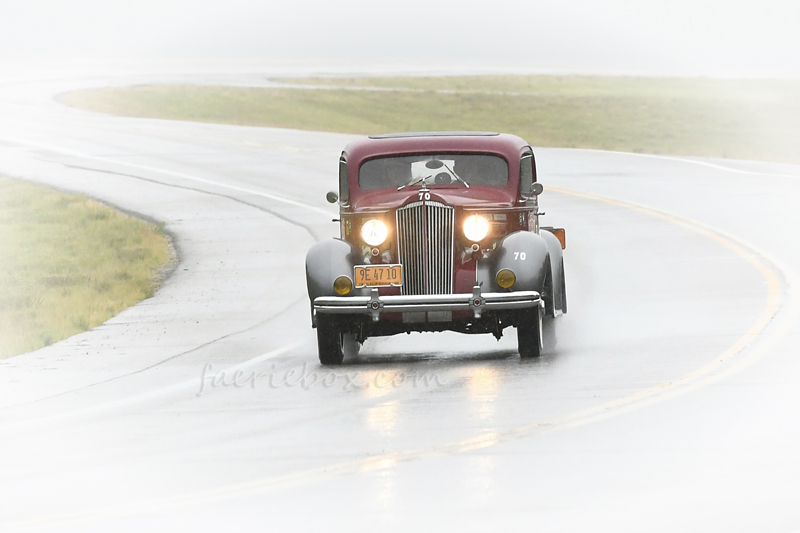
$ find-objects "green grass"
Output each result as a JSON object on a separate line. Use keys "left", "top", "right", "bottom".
{"left": 58, "top": 75, "right": 800, "bottom": 164}
{"left": 0, "top": 177, "right": 174, "bottom": 359}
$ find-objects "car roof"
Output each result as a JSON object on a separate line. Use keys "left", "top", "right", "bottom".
{"left": 367, "top": 131, "right": 500, "bottom": 139}
{"left": 343, "top": 132, "right": 530, "bottom": 165}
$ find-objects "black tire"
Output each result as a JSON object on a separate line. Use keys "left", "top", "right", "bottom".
{"left": 316, "top": 315, "right": 344, "bottom": 365}
{"left": 517, "top": 306, "right": 543, "bottom": 359}
{"left": 542, "top": 314, "right": 558, "bottom": 352}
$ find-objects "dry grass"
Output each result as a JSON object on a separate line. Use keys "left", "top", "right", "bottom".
{"left": 0, "top": 177, "right": 174, "bottom": 358}
{"left": 58, "top": 75, "right": 800, "bottom": 164}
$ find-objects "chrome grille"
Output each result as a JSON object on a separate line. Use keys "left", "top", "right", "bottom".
{"left": 396, "top": 200, "right": 455, "bottom": 295}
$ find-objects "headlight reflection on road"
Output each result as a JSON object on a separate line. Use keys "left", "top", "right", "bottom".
{"left": 360, "top": 454, "right": 397, "bottom": 510}
{"left": 361, "top": 370, "right": 398, "bottom": 399}
{"left": 467, "top": 367, "right": 500, "bottom": 422}
{"left": 360, "top": 454, "right": 399, "bottom": 472}
{"left": 363, "top": 401, "right": 400, "bottom": 507}
{"left": 366, "top": 400, "right": 399, "bottom": 436}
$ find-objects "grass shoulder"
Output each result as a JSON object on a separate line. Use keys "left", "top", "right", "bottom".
{"left": 0, "top": 177, "right": 175, "bottom": 358}
{"left": 58, "top": 75, "right": 800, "bottom": 165}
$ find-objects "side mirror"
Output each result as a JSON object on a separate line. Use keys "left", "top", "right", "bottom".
{"left": 326, "top": 191, "right": 339, "bottom": 204}
{"left": 521, "top": 182, "right": 544, "bottom": 201}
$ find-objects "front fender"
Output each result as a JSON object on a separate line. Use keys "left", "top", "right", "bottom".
{"left": 540, "top": 229, "right": 566, "bottom": 315}
{"left": 305, "top": 238, "right": 366, "bottom": 303}
{"left": 478, "top": 230, "right": 549, "bottom": 293}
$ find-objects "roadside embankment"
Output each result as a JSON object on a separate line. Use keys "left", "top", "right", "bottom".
{"left": 58, "top": 75, "right": 800, "bottom": 165}
{"left": 0, "top": 176, "right": 174, "bottom": 358}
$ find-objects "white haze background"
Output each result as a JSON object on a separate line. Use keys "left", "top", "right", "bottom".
{"left": 0, "top": 0, "right": 798, "bottom": 77}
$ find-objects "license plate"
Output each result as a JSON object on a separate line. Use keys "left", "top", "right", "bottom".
{"left": 354, "top": 264, "right": 403, "bottom": 288}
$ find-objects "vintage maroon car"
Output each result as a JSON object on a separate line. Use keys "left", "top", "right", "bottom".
{"left": 305, "top": 132, "right": 566, "bottom": 364}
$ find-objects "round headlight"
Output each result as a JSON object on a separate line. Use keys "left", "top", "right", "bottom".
{"left": 333, "top": 276, "right": 353, "bottom": 295}
{"left": 361, "top": 219, "right": 388, "bottom": 246}
{"left": 463, "top": 215, "right": 490, "bottom": 242}
{"left": 496, "top": 268, "right": 516, "bottom": 289}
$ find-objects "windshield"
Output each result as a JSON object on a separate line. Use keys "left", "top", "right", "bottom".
{"left": 359, "top": 154, "right": 508, "bottom": 190}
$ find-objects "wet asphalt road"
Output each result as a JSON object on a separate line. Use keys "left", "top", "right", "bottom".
{"left": 0, "top": 69, "right": 798, "bottom": 532}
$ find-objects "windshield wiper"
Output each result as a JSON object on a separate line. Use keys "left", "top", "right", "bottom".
{"left": 397, "top": 163, "right": 468, "bottom": 190}
{"left": 443, "top": 162, "right": 469, "bottom": 188}
{"left": 397, "top": 175, "right": 431, "bottom": 191}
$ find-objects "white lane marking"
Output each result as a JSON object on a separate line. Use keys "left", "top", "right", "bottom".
{"left": 3, "top": 342, "right": 303, "bottom": 432}
{"left": 0, "top": 135, "right": 335, "bottom": 215}
{"left": 600, "top": 149, "right": 800, "bottom": 179}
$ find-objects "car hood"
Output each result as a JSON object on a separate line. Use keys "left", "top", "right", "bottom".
{"left": 350, "top": 186, "right": 517, "bottom": 212}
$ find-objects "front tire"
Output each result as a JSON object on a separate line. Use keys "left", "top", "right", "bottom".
{"left": 316, "top": 315, "right": 344, "bottom": 365}
{"left": 517, "top": 306, "right": 543, "bottom": 359}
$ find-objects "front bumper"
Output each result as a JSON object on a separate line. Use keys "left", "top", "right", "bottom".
{"left": 314, "top": 285, "right": 543, "bottom": 322}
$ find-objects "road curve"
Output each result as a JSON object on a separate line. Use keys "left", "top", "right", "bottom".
{"left": 0, "top": 71, "right": 799, "bottom": 532}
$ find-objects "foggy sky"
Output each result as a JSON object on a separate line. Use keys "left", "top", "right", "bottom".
{"left": 0, "top": 0, "right": 798, "bottom": 78}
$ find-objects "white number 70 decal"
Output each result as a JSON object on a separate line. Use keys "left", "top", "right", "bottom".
{"left": 514, "top": 252, "right": 527, "bottom": 260}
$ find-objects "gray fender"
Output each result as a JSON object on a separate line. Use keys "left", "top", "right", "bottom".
{"left": 305, "top": 239, "right": 366, "bottom": 304}
{"left": 478, "top": 230, "right": 550, "bottom": 295}
{"left": 540, "top": 230, "right": 566, "bottom": 315}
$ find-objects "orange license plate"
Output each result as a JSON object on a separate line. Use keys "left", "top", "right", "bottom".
{"left": 354, "top": 264, "right": 403, "bottom": 288}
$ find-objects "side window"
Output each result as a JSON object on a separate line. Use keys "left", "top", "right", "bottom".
{"left": 339, "top": 155, "right": 349, "bottom": 204}
{"left": 519, "top": 150, "right": 534, "bottom": 196}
